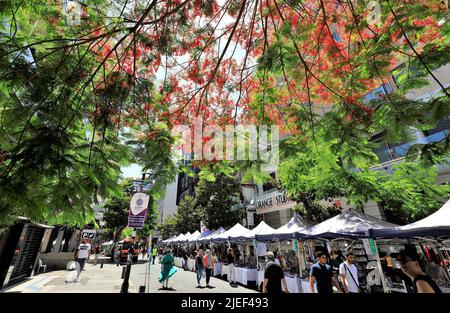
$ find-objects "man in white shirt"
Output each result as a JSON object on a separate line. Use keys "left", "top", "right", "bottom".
{"left": 76, "top": 239, "right": 91, "bottom": 272}
{"left": 339, "top": 251, "right": 360, "bottom": 293}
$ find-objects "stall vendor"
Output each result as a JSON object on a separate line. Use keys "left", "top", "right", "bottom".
{"left": 246, "top": 246, "right": 257, "bottom": 269}
{"left": 286, "top": 250, "right": 300, "bottom": 275}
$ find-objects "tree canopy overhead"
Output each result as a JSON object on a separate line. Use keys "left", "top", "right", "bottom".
{"left": 0, "top": 0, "right": 449, "bottom": 225}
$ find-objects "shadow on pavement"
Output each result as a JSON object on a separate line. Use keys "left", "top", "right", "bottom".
{"left": 159, "top": 287, "right": 177, "bottom": 291}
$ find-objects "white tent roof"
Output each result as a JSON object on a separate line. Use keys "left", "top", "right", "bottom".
{"left": 171, "top": 232, "right": 190, "bottom": 243}
{"left": 213, "top": 223, "right": 249, "bottom": 241}
{"left": 304, "top": 209, "right": 397, "bottom": 238}
{"left": 400, "top": 199, "right": 450, "bottom": 229}
{"left": 256, "top": 213, "right": 311, "bottom": 241}
{"left": 166, "top": 237, "right": 175, "bottom": 243}
{"left": 233, "top": 221, "right": 276, "bottom": 240}
{"left": 179, "top": 232, "right": 192, "bottom": 242}
{"left": 170, "top": 234, "right": 184, "bottom": 243}
{"left": 187, "top": 230, "right": 201, "bottom": 242}
{"left": 372, "top": 199, "right": 450, "bottom": 238}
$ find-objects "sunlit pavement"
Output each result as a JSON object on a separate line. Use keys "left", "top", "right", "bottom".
{"left": 1, "top": 256, "right": 257, "bottom": 293}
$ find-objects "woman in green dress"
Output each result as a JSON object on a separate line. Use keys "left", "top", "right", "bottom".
{"left": 159, "top": 249, "right": 177, "bottom": 289}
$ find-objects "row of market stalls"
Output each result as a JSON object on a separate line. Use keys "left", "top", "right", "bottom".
{"left": 161, "top": 199, "right": 450, "bottom": 293}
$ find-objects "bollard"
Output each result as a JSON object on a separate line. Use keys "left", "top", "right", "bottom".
{"left": 100, "top": 259, "right": 104, "bottom": 268}
{"left": 120, "top": 261, "right": 132, "bottom": 293}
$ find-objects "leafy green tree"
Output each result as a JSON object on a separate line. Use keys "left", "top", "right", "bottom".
{"left": 102, "top": 197, "right": 129, "bottom": 242}
{"left": 195, "top": 173, "right": 242, "bottom": 230}
{"left": 173, "top": 195, "right": 204, "bottom": 234}
{"left": 158, "top": 215, "right": 178, "bottom": 239}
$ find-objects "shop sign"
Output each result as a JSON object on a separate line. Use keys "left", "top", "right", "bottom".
{"left": 362, "top": 238, "right": 378, "bottom": 255}
{"left": 368, "top": 238, "right": 378, "bottom": 255}
{"left": 81, "top": 229, "right": 96, "bottom": 239}
{"left": 255, "top": 190, "right": 296, "bottom": 214}
{"left": 293, "top": 239, "right": 299, "bottom": 252}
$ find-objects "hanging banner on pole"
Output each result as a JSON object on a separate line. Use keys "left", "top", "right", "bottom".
{"left": 128, "top": 192, "right": 150, "bottom": 229}
{"left": 293, "top": 239, "right": 299, "bottom": 252}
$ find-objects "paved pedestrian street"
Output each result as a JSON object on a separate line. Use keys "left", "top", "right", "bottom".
{"left": 1, "top": 257, "right": 257, "bottom": 293}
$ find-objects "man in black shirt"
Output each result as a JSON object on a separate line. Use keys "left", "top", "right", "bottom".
{"left": 309, "top": 251, "right": 342, "bottom": 294}
{"left": 263, "top": 252, "right": 289, "bottom": 293}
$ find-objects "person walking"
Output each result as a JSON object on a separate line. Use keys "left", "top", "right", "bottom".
{"left": 182, "top": 252, "right": 189, "bottom": 271}
{"left": 152, "top": 246, "right": 158, "bottom": 265}
{"left": 227, "top": 248, "right": 237, "bottom": 286}
{"left": 204, "top": 249, "right": 215, "bottom": 288}
{"left": 195, "top": 249, "right": 205, "bottom": 288}
{"left": 94, "top": 244, "right": 100, "bottom": 265}
{"left": 159, "top": 249, "right": 177, "bottom": 290}
{"left": 74, "top": 239, "right": 91, "bottom": 282}
{"left": 339, "top": 251, "right": 360, "bottom": 293}
{"left": 141, "top": 242, "right": 147, "bottom": 260}
{"left": 310, "top": 251, "right": 342, "bottom": 294}
{"left": 263, "top": 252, "right": 289, "bottom": 293}
{"left": 397, "top": 246, "right": 442, "bottom": 293}
{"left": 76, "top": 239, "right": 91, "bottom": 271}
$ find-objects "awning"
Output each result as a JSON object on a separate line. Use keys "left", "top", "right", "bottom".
{"left": 371, "top": 199, "right": 450, "bottom": 239}
{"left": 186, "top": 230, "right": 201, "bottom": 242}
{"left": 212, "top": 223, "right": 249, "bottom": 242}
{"left": 256, "top": 213, "right": 311, "bottom": 241}
{"left": 231, "top": 221, "right": 276, "bottom": 241}
{"left": 300, "top": 209, "right": 397, "bottom": 239}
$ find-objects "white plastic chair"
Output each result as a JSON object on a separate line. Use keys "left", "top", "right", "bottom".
{"left": 37, "top": 259, "right": 47, "bottom": 274}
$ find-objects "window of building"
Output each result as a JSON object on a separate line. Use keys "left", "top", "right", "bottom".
{"left": 332, "top": 31, "right": 341, "bottom": 42}
{"left": 262, "top": 172, "right": 277, "bottom": 193}
{"left": 362, "top": 82, "right": 394, "bottom": 104}
{"left": 421, "top": 117, "right": 450, "bottom": 146}
{"left": 371, "top": 132, "right": 410, "bottom": 164}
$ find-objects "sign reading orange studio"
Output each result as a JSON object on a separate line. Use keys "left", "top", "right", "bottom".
{"left": 255, "top": 190, "right": 296, "bottom": 214}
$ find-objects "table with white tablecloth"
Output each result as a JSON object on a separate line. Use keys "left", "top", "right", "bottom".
{"left": 234, "top": 267, "right": 257, "bottom": 285}
{"left": 221, "top": 265, "right": 229, "bottom": 277}
{"left": 213, "top": 262, "right": 223, "bottom": 276}
{"left": 301, "top": 279, "right": 312, "bottom": 293}
{"left": 257, "top": 270, "right": 308, "bottom": 293}
{"left": 187, "top": 259, "right": 196, "bottom": 271}
{"left": 174, "top": 257, "right": 183, "bottom": 268}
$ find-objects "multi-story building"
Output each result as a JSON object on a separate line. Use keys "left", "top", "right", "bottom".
{"left": 157, "top": 153, "right": 197, "bottom": 224}
{"left": 243, "top": 61, "right": 450, "bottom": 228}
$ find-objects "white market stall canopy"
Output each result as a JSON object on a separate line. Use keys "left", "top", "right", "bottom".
{"left": 171, "top": 232, "right": 191, "bottom": 243}
{"left": 186, "top": 230, "right": 201, "bottom": 242}
{"left": 231, "top": 221, "right": 276, "bottom": 241}
{"left": 256, "top": 213, "right": 311, "bottom": 241}
{"left": 169, "top": 234, "right": 184, "bottom": 243}
{"left": 300, "top": 209, "right": 397, "bottom": 239}
{"left": 212, "top": 223, "right": 249, "bottom": 241}
{"left": 371, "top": 199, "right": 450, "bottom": 239}
{"left": 163, "top": 236, "right": 177, "bottom": 243}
